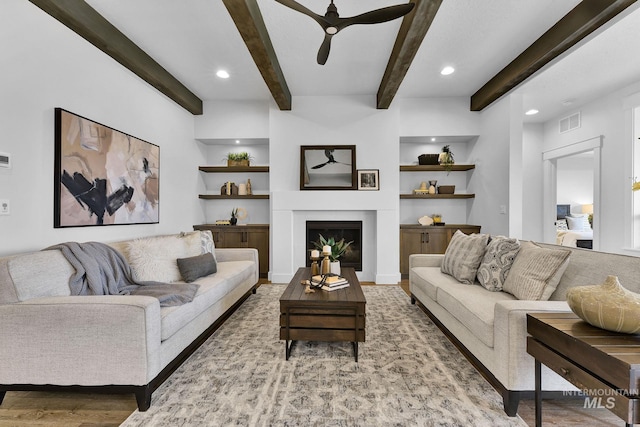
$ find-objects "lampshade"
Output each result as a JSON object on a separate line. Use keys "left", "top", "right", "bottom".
{"left": 581, "top": 204, "right": 594, "bottom": 215}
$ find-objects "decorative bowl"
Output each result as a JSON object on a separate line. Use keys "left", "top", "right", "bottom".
{"left": 437, "top": 185, "right": 455, "bottom": 194}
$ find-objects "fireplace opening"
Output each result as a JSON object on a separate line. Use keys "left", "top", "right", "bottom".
{"left": 306, "top": 220, "right": 362, "bottom": 271}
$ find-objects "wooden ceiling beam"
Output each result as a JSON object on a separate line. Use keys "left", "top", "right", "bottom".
{"left": 377, "top": 0, "right": 443, "bottom": 109}
{"left": 28, "top": 0, "right": 203, "bottom": 115}
{"left": 471, "top": 0, "right": 637, "bottom": 111}
{"left": 223, "top": 0, "right": 292, "bottom": 111}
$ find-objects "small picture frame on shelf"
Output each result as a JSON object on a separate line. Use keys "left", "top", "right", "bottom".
{"left": 357, "top": 169, "right": 379, "bottom": 191}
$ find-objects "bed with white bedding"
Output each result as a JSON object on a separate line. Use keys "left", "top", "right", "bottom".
{"left": 555, "top": 204, "right": 593, "bottom": 249}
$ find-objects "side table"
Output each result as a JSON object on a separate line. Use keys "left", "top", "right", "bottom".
{"left": 527, "top": 312, "right": 640, "bottom": 427}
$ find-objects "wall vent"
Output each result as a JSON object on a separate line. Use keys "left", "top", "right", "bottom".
{"left": 559, "top": 112, "right": 581, "bottom": 134}
{"left": 0, "top": 152, "right": 10, "bottom": 168}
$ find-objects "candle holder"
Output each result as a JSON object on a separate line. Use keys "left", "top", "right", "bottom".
{"left": 321, "top": 251, "right": 331, "bottom": 275}
{"left": 310, "top": 256, "right": 321, "bottom": 276}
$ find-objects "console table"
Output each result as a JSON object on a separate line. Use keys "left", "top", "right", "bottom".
{"left": 527, "top": 312, "right": 640, "bottom": 427}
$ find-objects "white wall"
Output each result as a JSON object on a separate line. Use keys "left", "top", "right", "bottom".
{"left": 556, "top": 155, "right": 594, "bottom": 209}
{"left": 0, "top": 1, "right": 203, "bottom": 256}
{"left": 522, "top": 124, "right": 545, "bottom": 241}
{"left": 542, "top": 80, "right": 640, "bottom": 254}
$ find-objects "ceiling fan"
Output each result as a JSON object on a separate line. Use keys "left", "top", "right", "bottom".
{"left": 311, "top": 149, "right": 350, "bottom": 169}
{"left": 275, "top": 0, "right": 415, "bottom": 65}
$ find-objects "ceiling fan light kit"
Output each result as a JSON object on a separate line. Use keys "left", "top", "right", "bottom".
{"left": 275, "top": 0, "right": 415, "bottom": 65}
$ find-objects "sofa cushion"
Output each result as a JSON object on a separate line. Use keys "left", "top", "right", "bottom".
{"left": 200, "top": 230, "right": 217, "bottom": 262}
{"left": 127, "top": 233, "right": 202, "bottom": 283}
{"left": 437, "top": 283, "right": 517, "bottom": 347}
{"left": 441, "top": 230, "right": 489, "bottom": 285}
{"left": 159, "top": 260, "right": 255, "bottom": 341}
{"left": 503, "top": 241, "right": 570, "bottom": 300}
{"left": 177, "top": 252, "right": 217, "bottom": 283}
{"left": 410, "top": 266, "right": 462, "bottom": 301}
{"left": 476, "top": 237, "right": 521, "bottom": 292}
{"left": 6, "top": 251, "right": 73, "bottom": 302}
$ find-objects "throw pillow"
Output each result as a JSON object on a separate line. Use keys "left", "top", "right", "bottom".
{"left": 566, "top": 215, "right": 590, "bottom": 231}
{"left": 127, "top": 235, "right": 188, "bottom": 283}
{"left": 177, "top": 252, "right": 217, "bottom": 283}
{"left": 200, "top": 230, "right": 217, "bottom": 262}
{"left": 502, "top": 241, "right": 571, "bottom": 300}
{"left": 476, "top": 236, "right": 521, "bottom": 292}
{"left": 180, "top": 231, "right": 204, "bottom": 258}
{"left": 441, "top": 230, "right": 489, "bottom": 285}
{"left": 555, "top": 219, "right": 568, "bottom": 231}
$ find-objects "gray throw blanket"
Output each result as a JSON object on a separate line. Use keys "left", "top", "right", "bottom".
{"left": 45, "top": 241, "right": 199, "bottom": 307}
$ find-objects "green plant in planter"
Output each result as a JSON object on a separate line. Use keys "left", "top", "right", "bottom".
{"left": 224, "top": 152, "right": 253, "bottom": 166}
{"left": 311, "top": 234, "right": 353, "bottom": 262}
{"left": 439, "top": 145, "right": 455, "bottom": 173}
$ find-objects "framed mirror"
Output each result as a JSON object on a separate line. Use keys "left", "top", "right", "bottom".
{"left": 300, "top": 145, "right": 356, "bottom": 190}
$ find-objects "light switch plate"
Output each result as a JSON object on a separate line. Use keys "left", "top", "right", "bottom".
{"left": 0, "top": 199, "right": 10, "bottom": 215}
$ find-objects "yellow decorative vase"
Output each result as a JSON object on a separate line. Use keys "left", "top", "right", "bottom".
{"left": 566, "top": 275, "right": 640, "bottom": 334}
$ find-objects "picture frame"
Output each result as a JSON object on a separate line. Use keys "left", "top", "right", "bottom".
{"left": 54, "top": 108, "right": 160, "bottom": 228}
{"left": 357, "top": 169, "right": 379, "bottom": 190}
{"left": 300, "top": 145, "right": 356, "bottom": 190}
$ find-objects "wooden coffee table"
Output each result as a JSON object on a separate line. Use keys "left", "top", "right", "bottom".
{"left": 279, "top": 267, "right": 366, "bottom": 361}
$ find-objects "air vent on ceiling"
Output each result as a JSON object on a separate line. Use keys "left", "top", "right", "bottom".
{"left": 559, "top": 112, "right": 581, "bottom": 134}
{"left": 0, "top": 152, "right": 10, "bottom": 168}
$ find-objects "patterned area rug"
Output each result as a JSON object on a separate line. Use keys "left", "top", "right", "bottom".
{"left": 121, "top": 284, "right": 527, "bottom": 426}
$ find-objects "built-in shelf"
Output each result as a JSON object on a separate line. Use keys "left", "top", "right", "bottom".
{"left": 400, "top": 194, "right": 475, "bottom": 199}
{"left": 199, "top": 194, "right": 269, "bottom": 200}
{"left": 399, "top": 164, "right": 475, "bottom": 172}
{"left": 199, "top": 166, "right": 269, "bottom": 173}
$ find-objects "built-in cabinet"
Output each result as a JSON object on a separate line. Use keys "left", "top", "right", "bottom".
{"left": 193, "top": 224, "right": 269, "bottom": 278}
{"left": 399, "top": 224, "right": 481, "bottom": 276}
{"left": 399, "top": 164, "right": 476, "bottom": 199}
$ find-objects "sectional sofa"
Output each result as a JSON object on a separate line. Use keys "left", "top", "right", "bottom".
{"left": 409, "top": 233, "right": 640, "bottom": 416}
{"left": 0, "top": 230, "right": 258, "bottom": 411}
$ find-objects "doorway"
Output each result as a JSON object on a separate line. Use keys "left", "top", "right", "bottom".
{"left": 542, "top": 136, "right": 602, "bottom": 250}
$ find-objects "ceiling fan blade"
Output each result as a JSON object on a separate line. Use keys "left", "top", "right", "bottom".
{"left": 311, "top": 161, "right": 329, "bottom": 169}
{"left": 337, "top": 3, "right": 415, "bottom": 31}
{"left": 275, "top": 0, "right": 328, "bottom": 28}
{"left": 317, "top": 33, "right": 333, "bottom": 65}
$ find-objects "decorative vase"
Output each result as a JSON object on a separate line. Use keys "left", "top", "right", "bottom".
{"left": 428, "top": 180, "right": 437, "bottom": 194}
{"left": 566, "top": 275, "right": 640, "bottom": 334}
{"left": 230, "top": 217, "right": 238, "bottom": 225}
{"left": 330, "top": 261, "right": 341, "bottom": 276}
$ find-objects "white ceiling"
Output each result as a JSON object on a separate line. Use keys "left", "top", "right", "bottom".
{"left": 86, "top": 0, "right": 640, "bottom": 123}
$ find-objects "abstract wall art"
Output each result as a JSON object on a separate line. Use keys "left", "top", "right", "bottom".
{"left": 54, "top": 108, "right": 159, "bottom": 227}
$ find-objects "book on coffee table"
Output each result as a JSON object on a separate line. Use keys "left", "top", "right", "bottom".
{"left": 311, "top": 274, "right": 349, "bottom": 287}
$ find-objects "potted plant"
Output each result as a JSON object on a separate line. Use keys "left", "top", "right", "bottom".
{"left": 230, "top": 208, "right": 238, "bottom": 225}
{"left": 438, "top": 145, "right": 455, "bottom": 173}
{"left": 226, "top": 152, "right": 252, "bottom": 167}
{"left": 311, "top": 234, "right": 353, "bottom": 275}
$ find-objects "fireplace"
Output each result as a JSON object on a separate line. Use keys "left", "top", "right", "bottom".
{"left": 306, "top": 220, "right": 362, "bottom": 271}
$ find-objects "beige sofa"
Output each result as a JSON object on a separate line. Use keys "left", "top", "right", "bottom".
{"left": 409, "top": 241, "right": 640, "bottom": 416}
{"left": 0, "top": 230, "right": 258, "bottom": 411}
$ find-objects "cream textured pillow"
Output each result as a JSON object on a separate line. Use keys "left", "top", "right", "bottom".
{"left": 127, "top": 235, "right": 188, "bottom": 283}
{"left": 503, "top": 241, "right": 571, "bottom": 300}
{"left": 441, "top": 230, "right": 489, "bottom": 285}
{"left": 476, "top": 236, "right": 521, "bottom": 292}
{"left": 200, "top": 230, "right": 216, "bottom": 262}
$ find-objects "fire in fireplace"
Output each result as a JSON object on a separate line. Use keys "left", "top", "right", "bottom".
{"left": 306, "top": 220, "right": 362, "bottom": 271}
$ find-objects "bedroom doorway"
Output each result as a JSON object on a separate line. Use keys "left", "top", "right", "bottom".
{"left": 542, "top": 136, "right": 602, "bottom": 250}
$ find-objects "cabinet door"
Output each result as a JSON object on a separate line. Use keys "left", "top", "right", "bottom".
{"left": 399, "top": 228, "right": 425, "bottom": 275}
{"left": 423, "top": 229, "right": 448, "bottom": 254}
{"left": 220, "top": 229, "right": 246, "bottom": 248}
{"left": 247, "top": 228, "right": 269, "bottom": 277}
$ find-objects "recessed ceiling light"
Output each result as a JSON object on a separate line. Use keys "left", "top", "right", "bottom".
{"left": 525, "top": 109, "right": 539, "bottom": 116}
{"left": 440, "top": 66, "right": 455, "bottom": 76}
{"left": 216, "top": 70, "right": 230, "bottom": 79}
{"left": 431, "top": 138, "right": 436, "bottom": 142}
{"left": 235, "top": 140, "right": 240, "bottom": 144}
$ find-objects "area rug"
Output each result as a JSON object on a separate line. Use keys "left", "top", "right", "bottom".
{"left": 121, "top": 284, "right": 527, "bottom": 427}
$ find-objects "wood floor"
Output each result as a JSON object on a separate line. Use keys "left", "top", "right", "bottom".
{"left": 0, "top": 281, "right": 624, "bottom": 427}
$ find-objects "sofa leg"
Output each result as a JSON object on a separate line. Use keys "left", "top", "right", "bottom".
{"left": 0, "top": 391, "right": 5, "bottom": 405}
{"left": 252, "top": 287, "right": 257, "bottom": 294}
{"left": 503, "top": 391, "right": 520, "bottom": 417}
{"left": 410, "top": 296, "right": 416, "bottom": 305}
{"left": 134, "top": 385, "right": 152, "bottom": 412}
